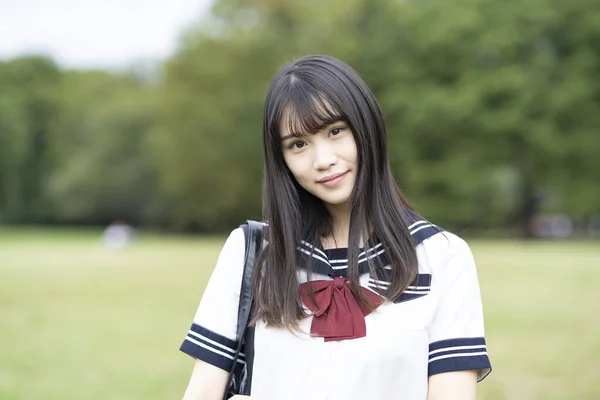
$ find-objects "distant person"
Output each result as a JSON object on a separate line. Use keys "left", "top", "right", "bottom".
{"left": 179, "top": 55, "right": 492, "bottom": 400}
{"left": 550, "top": 214, "right": 573, "bottom": 238}
{"left": 102, "top": 220, "right": 134, "bottom": 250}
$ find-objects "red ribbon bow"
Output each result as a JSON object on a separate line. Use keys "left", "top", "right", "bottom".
{"left": 299, "top": 277, "right": 383, "bottom": 341}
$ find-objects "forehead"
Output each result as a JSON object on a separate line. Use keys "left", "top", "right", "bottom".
{"left": 278, "top": 99, "right": 342, "bottom": 138}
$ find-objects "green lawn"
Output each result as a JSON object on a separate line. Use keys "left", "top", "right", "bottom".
{"left": 0, "top": 228, "right": 598, "bottom": 400}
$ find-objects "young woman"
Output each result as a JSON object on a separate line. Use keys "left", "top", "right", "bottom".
{"left": 179, "top": 55, "right": 491, "bottom": 400}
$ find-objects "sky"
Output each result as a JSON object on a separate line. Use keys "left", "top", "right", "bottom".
{"left": 0, "top": 0, "right": 212, "bottom": 70}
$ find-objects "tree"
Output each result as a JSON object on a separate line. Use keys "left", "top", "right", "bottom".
{"left": 48, "top": 70, "right": 161, "bottom": 225}
{"left": 0, "top": 56, "right": 62, "bottom": 223}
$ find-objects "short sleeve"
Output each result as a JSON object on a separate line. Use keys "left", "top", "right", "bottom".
{"left": 428, "top": 234, "right": 492, "bottom": 381}
{"left": 179, "top": 228, "right": 245, "bottom": 372}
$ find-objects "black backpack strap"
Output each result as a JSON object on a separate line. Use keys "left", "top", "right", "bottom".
{"left": 224, "top": 220, "right": 263, "bottom": 399}
{"left": 241, "top": 321, "right": 256, "bottom": 395}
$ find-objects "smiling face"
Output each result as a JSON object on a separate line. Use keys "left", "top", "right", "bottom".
{"left": 280, "top": 112, "right": 358, "bottom": 211}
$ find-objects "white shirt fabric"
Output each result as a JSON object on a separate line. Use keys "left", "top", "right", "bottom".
{"left": 180, "top": 219, "right": 491, "bottom": 400}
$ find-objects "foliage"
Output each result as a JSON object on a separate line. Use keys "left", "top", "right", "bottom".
{"left": 1, "top": 0, "right": 599, "bottom": 233}
{"left": 48, "top": 70, "right": 161, "bottom": 225}
{"left": 0, "top": 57, "right": 61, "bottom": 223}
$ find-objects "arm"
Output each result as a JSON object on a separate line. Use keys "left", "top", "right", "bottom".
{"left": 427, "top": 370, "right": 478, "bottom": 400}
{"left": 179, "top": 228, "right": 247, "bottom": 400}
{"left": 426, "top": 234, "right": 492, "bottom": 393}
{"left": 182, "top": 359, "right": 229, "bottom": 400}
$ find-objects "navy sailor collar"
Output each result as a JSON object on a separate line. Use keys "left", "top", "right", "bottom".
{"left": 296, "top": 213, "right": 444, "bottom": 278}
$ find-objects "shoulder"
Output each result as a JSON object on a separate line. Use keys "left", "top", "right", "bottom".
{"left": 209, "top": 227, "right": 247, "bottom": 277}
{"left": 404, "top": 210, "right": 475, "bottom": 271}
{"left": 405, "top": 211, "right": 469, "bottom": 256}
{"left": 223, "top": 227, "right": 246, "bottom": 252}
{"left": 418, "top": 228, "right": 478, "bottom": 280}
{"left": 421, "top": 229, "right": 472, "bottom": 257}
{"left": 224, "top": 219, "right": 267, "bottom": 246}
{"left": 220, "top": 221, "right": 268, "bottom": 257}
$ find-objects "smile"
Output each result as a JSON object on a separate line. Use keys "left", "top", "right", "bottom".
{"left": 317, "top": 171, "right": 349, "bottom": 187}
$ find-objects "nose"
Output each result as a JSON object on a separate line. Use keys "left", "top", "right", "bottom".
{"left": 312, "top": 140, "right": 338, "bottom": 170}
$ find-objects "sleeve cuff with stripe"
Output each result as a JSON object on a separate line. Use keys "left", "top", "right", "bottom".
{"left": 180, "top": 323, "right": 245, "bottom": 372}
{"left": 428, "top": 337, "right": 492, "bottom": 381}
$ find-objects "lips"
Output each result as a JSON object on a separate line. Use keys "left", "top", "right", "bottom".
{"left": 318, "top": 171, "right": 348, "bottom": 184}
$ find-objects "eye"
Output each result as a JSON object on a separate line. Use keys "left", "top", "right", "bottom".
{"left": 329, "top": 127, "right": 345, "bottom": 137}
{"left": 289, "top": 140, "right": 306, "bottom": 150}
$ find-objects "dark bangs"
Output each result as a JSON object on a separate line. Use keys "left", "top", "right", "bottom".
{"left": 280, "top": 90, "right": 345, "bottom": 138}
{"left": 265, "top": 70, "right": 352, "bottom": 147}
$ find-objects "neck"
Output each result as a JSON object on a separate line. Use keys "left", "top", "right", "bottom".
{"left": 322, "top": 201, "right": 352, "bottom": 248}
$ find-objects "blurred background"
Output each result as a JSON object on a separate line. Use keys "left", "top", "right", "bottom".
{"left": 0, "top": 0, "right": 598, "bottom": 399}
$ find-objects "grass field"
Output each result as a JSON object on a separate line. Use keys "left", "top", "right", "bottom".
{"left": 0, "top": 227, "right": 598, "bottom": 400}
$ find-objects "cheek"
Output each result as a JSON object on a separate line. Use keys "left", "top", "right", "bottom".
{"left": 351, "top": 144, "right": 358, "bottom": 162}
{"left": 282, "top": 154, "right": 305, "bottom": 183}
{"left": 344, "top": 137, "right": 359, "bottom": 163}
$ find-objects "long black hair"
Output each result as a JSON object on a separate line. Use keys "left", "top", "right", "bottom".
{"left": 253, "top": 55, "right": 419, "bottom": 327}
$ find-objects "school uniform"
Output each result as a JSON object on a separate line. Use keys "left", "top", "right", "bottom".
{"left": 180, "top": 217, "right": 492, "bottom": 399}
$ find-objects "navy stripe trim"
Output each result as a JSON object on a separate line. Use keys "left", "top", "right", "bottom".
{"left": 428, "top": 355, "right": 492, "bottom": 382}
{"left": 298, "top": 242, "right": 384, "bottom": 277}
{"left": 368, "top": 273, "right": 432, "bottom": 303}
{"left": 406, "top": 287, "right": 430, "bottom": 292}
{"left": 413, "top": 273, "right": 432, "bottom": 287}
{"left": 393, "top": 292, "right": 428, "bottom": 303}
{"left": 179, "top": 324, "right": 240, "bottom": 372}
{"left": 190, "top": 323, "right": 237, "bottom": 349}
{"left": 429, "top": 337, "right": 486, "bottom": 352}
{"left": 411, "top": 225, "right": 444, "bottom": 246}
{"left": 428, "top": 337, "right": 491, "bottom": 382}
{"left": 431, "top": 347, "right": 487, "bottom": 359}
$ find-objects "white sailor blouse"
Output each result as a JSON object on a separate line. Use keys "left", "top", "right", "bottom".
{"left": 180, "top": 218, "right": 492, "bottom": 400}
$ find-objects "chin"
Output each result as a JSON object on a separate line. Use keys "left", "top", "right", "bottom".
{"left": 306, "top": 186, "right": 353, "bottom": 207}
{"left": 321, "top": 195, "right": 352, "bottom": 207}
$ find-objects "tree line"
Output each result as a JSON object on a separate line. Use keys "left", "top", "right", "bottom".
{"left": 1, "top": 0, "right": 599, "bottom": 235}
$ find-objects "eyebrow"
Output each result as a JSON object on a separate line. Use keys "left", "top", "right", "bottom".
{"left": 280, "top": 133, "right": 300, "bottom": 141}
{"left": 279, "top": 119, "right": 345, "bottom": 141}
